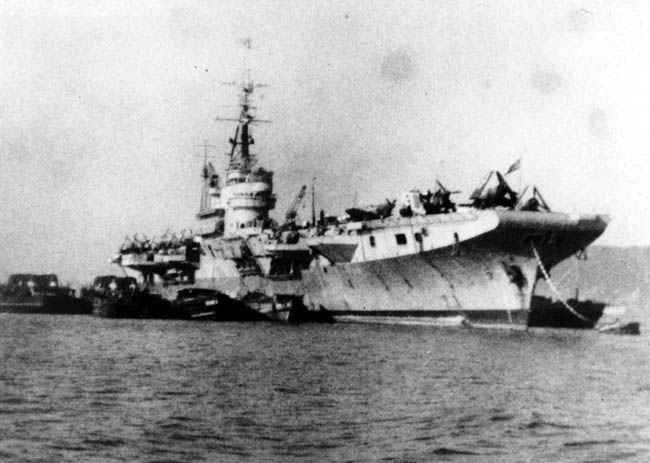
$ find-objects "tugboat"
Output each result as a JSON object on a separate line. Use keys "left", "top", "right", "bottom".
{"left": 529, "top": 295, "right": 607, "bottom": 329}
{"left": 111, "top": 63, "right": 609, "bottom": 328}
{"left": 0, "top": 274, "right": 91, "bottom": 315}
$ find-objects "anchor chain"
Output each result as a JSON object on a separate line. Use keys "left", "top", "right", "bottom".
{"left": 531, "top": 242, "right": 592, "bottom": 323}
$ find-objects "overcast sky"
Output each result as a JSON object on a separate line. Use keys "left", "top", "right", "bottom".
{"left": 1, "top": 0, "right": 649, "bottom": 283}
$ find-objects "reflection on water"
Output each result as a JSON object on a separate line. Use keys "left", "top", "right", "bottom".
{"left": 1, "top": 314, "right": 649, "bottom": 462}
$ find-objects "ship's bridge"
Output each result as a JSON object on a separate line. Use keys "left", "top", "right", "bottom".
{"left": 225, "top": 182, "right": 276, "bottom": 210}
{"left": 222, "top": 169, "right": 276, "bottom": 237}
{"left": 226, "top": 170, "right": 248, "bottom": 184}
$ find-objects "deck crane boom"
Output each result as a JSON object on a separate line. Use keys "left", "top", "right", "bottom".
{"left": 285, "top": 185, "right": 307, "bottom": 225}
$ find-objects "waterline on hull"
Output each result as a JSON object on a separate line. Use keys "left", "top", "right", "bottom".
{"left": 329, "top": 309, "right": 528, "bottom": 328}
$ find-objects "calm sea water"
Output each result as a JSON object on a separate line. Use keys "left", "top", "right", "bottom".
{"left": 1, "top": 314, "right": 650, "bottom": 463}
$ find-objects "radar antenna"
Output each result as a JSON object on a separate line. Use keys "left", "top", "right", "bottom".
{"left": 214, "top": 38, "right": 271, "bottom": 172}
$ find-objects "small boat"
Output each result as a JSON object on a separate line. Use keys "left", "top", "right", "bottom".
{"left": 173, "top": 288, "right": 267, "bottom": 321}
{"left": 0, "top": 274, "right": 91, "bottom": 315}
{"left": 240, "top": 292, "right": 325, "bottom": 322}
{"left": 595, "top": 306, "right": 640, "bottom": 335}
{"left": 172, "top": 288, "right": 331, "bottom": 322}
{"left": 598, "top": 321, "right": 640, "bottom": 335}
{"left": 86, "top": 275, "right": 181, "bottom": 319}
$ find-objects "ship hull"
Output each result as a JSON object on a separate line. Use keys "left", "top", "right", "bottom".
{"left": 123, "top": 210, "right": 608, "bottom": 328}
{"left": 236, "top": 212, "right": 603, "bottom": 327}
{"left": 301, "top": 243, "right": 536, "bottom": 328}
{"left": 266, "top": 212, "right": 604, "bottom": 327}
{"left": 185, "top": 245, "right": 533, "bottom": 328}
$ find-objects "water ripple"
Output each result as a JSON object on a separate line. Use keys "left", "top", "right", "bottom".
{"left": 1, "top": 315, "right": 649, "bottom": 462}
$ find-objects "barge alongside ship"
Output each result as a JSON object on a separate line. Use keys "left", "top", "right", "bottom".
{"left": 112, "top": 74, "right": 608, "bottom": 327}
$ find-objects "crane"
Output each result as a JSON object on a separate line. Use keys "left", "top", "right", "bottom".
{"left": 284, "top": 185, "right": 307, "bottom": 226}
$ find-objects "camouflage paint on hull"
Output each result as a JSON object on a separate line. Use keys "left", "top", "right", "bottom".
{"left": 301, "top": 242, "right": 536, "bottom": 328}
{"left": 129, "top": 211, "right": 608, "bottom": 328}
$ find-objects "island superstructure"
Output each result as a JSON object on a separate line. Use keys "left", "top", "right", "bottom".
{"left": 114, "top": 74, "right": 609, "bottom": 327}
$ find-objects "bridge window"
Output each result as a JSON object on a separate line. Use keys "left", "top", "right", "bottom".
{"left": 414, "top": 233, "right": 422, "bottom": 244}
{"left": 369, "top": 236, "right": 376, "bottom": 247}
{"left": 395, "top": 233, "right": 407, "bottom": 245}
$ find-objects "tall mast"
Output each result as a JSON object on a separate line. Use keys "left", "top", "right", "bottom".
{"left": 216, "top": 40, "right": 270, "bottom": 174}
{"left": 207, "top": 39, "right": 276, "bottom": 236}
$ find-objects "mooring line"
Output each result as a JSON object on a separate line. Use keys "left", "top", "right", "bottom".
{"left": 531, "top": 242, "right": 591, "bottom": 323}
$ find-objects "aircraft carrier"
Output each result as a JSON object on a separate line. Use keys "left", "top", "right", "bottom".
{"left": 112, "top": 74, "right": 608, "bottom": 327}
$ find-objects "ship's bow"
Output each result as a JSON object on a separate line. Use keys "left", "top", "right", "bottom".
{"left": 495, "top": 211, "right": 610, "bottom": 267}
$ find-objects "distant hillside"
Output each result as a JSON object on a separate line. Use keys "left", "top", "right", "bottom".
{"left": 536, "top": 246, "right": 650, "bottom": 309}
